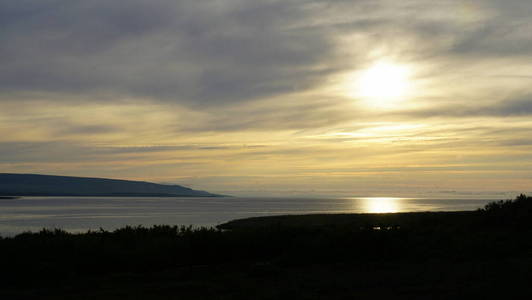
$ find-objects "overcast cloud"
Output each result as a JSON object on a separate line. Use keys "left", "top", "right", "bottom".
{"left": 1, "top": 0, "right": 532, "bottom": 196}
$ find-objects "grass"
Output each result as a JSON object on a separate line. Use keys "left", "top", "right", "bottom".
{"left": 1, "top": 195, "right": 532, "bottom": 299}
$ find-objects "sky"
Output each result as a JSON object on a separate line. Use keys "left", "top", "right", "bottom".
{"left": 1, "top": 0, "right": 532, "bottom": 197}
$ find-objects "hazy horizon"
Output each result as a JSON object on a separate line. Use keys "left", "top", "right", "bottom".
{"left": 0, "top": 196, "right": 497, "bottom": 235}
{"left": 1, "top": 172, "right": 525, "bottom": 199}
{"left": 1, "top": 1, "right": 532, "bottom": 197}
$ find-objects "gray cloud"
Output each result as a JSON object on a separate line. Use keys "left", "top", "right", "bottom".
{"left": 404, "top": 0, "right": 532, "bottom": 58}
{"left": 498, "top": 138, "right": 532, "bottom": 147}
{"left": 183, "top": 96, "right": 358, "bottom": 132}
{"left": 96, "top": 145, "right": 233, "bottom": 154}
{"left": 2, "top": 0, "right": 532, "bottom": 108}
{"left": 0, "top": 141, "right": 245, "bottom": 163}
{"left": 56, "top": 124, "right": 118, "bottom": 135}
{"left": 0, "top": 141, "right": 91, "bottom": 163}
{"left": 3, "top": 0, "right": 532, "bottom": 196}
{"left": 398, "top": 95, "right": 532, "bottom": 118}
{"left": 0, "top": 0, "right": 339, "bottom": 106}
{"left": 450, "top": 23, "right": 532, "bottom": 57}
{"left": 492, "top": 97, "right": 532, "bottom": 116}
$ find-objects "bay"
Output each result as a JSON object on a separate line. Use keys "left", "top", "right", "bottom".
{"left": 0, "top": 196, "right": 497, "bottom": 235}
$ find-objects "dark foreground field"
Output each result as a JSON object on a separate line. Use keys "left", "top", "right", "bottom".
{"left": 2, "top": 195, "right": 532, "bottom": 299}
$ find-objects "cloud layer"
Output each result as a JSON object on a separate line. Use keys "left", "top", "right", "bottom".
{"left": 0, "top": 0, "right": 341, "bottom": 105}
{"left": 1, "top": 0, "right": 532, "bottom": 196}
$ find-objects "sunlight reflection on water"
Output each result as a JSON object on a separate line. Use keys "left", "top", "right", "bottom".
{"left": 0, "top": 196, "right": 496, "bottom": 235}
{"left": 361, "top": 197, "right": 403, "bottom": 213}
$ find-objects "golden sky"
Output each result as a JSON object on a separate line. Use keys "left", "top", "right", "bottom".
{"left": 1, "top": 0, "right": 531, "bottom": 197}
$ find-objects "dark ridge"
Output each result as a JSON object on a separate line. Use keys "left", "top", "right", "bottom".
{"left": 0, "top": 173, "right": 221, "bottom": 197}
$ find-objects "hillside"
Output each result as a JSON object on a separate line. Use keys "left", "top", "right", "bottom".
{"left": 0, "top": 173, "right": 220, "bottom": 197}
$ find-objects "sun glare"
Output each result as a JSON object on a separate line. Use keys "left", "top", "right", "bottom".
{"left": 362, "top": 197, "right": 401, "bottom": 213}
{"left": 348, "top": 61, "right": 412, "bottom": 108}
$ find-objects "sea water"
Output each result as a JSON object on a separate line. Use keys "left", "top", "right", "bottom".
{"left": 0, "top": 196, "right": 497, "bottom": 235}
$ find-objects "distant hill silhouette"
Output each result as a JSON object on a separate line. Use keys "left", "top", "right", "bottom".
{"left": 0, "top": 173, "right": 220, "bottom": 197}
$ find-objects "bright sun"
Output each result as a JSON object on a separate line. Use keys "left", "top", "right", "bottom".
{"left": 348, "top": 61, "right": 412, "bottom": 107}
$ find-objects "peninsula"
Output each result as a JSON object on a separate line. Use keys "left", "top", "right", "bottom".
{"left": 0, "top": 173, "right": 220, "bottom": 197}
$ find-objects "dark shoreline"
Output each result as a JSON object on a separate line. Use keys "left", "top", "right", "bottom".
{"left": 0, "top": 196, "right": 19, "bottom": 200}
{"left": 1, "top": 195, "right": 531, "bottom": 299}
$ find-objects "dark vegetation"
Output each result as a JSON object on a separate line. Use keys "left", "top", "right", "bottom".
{"left": 0, "top": 173, "right": 219, "bottom": 197}
{"left": 1, "top": 195, "right": 532, "bottom": 299}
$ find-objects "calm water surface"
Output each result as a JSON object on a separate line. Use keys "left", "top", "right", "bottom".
{"left": 0, "top": 196, "right": 496, "bottom": 235}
